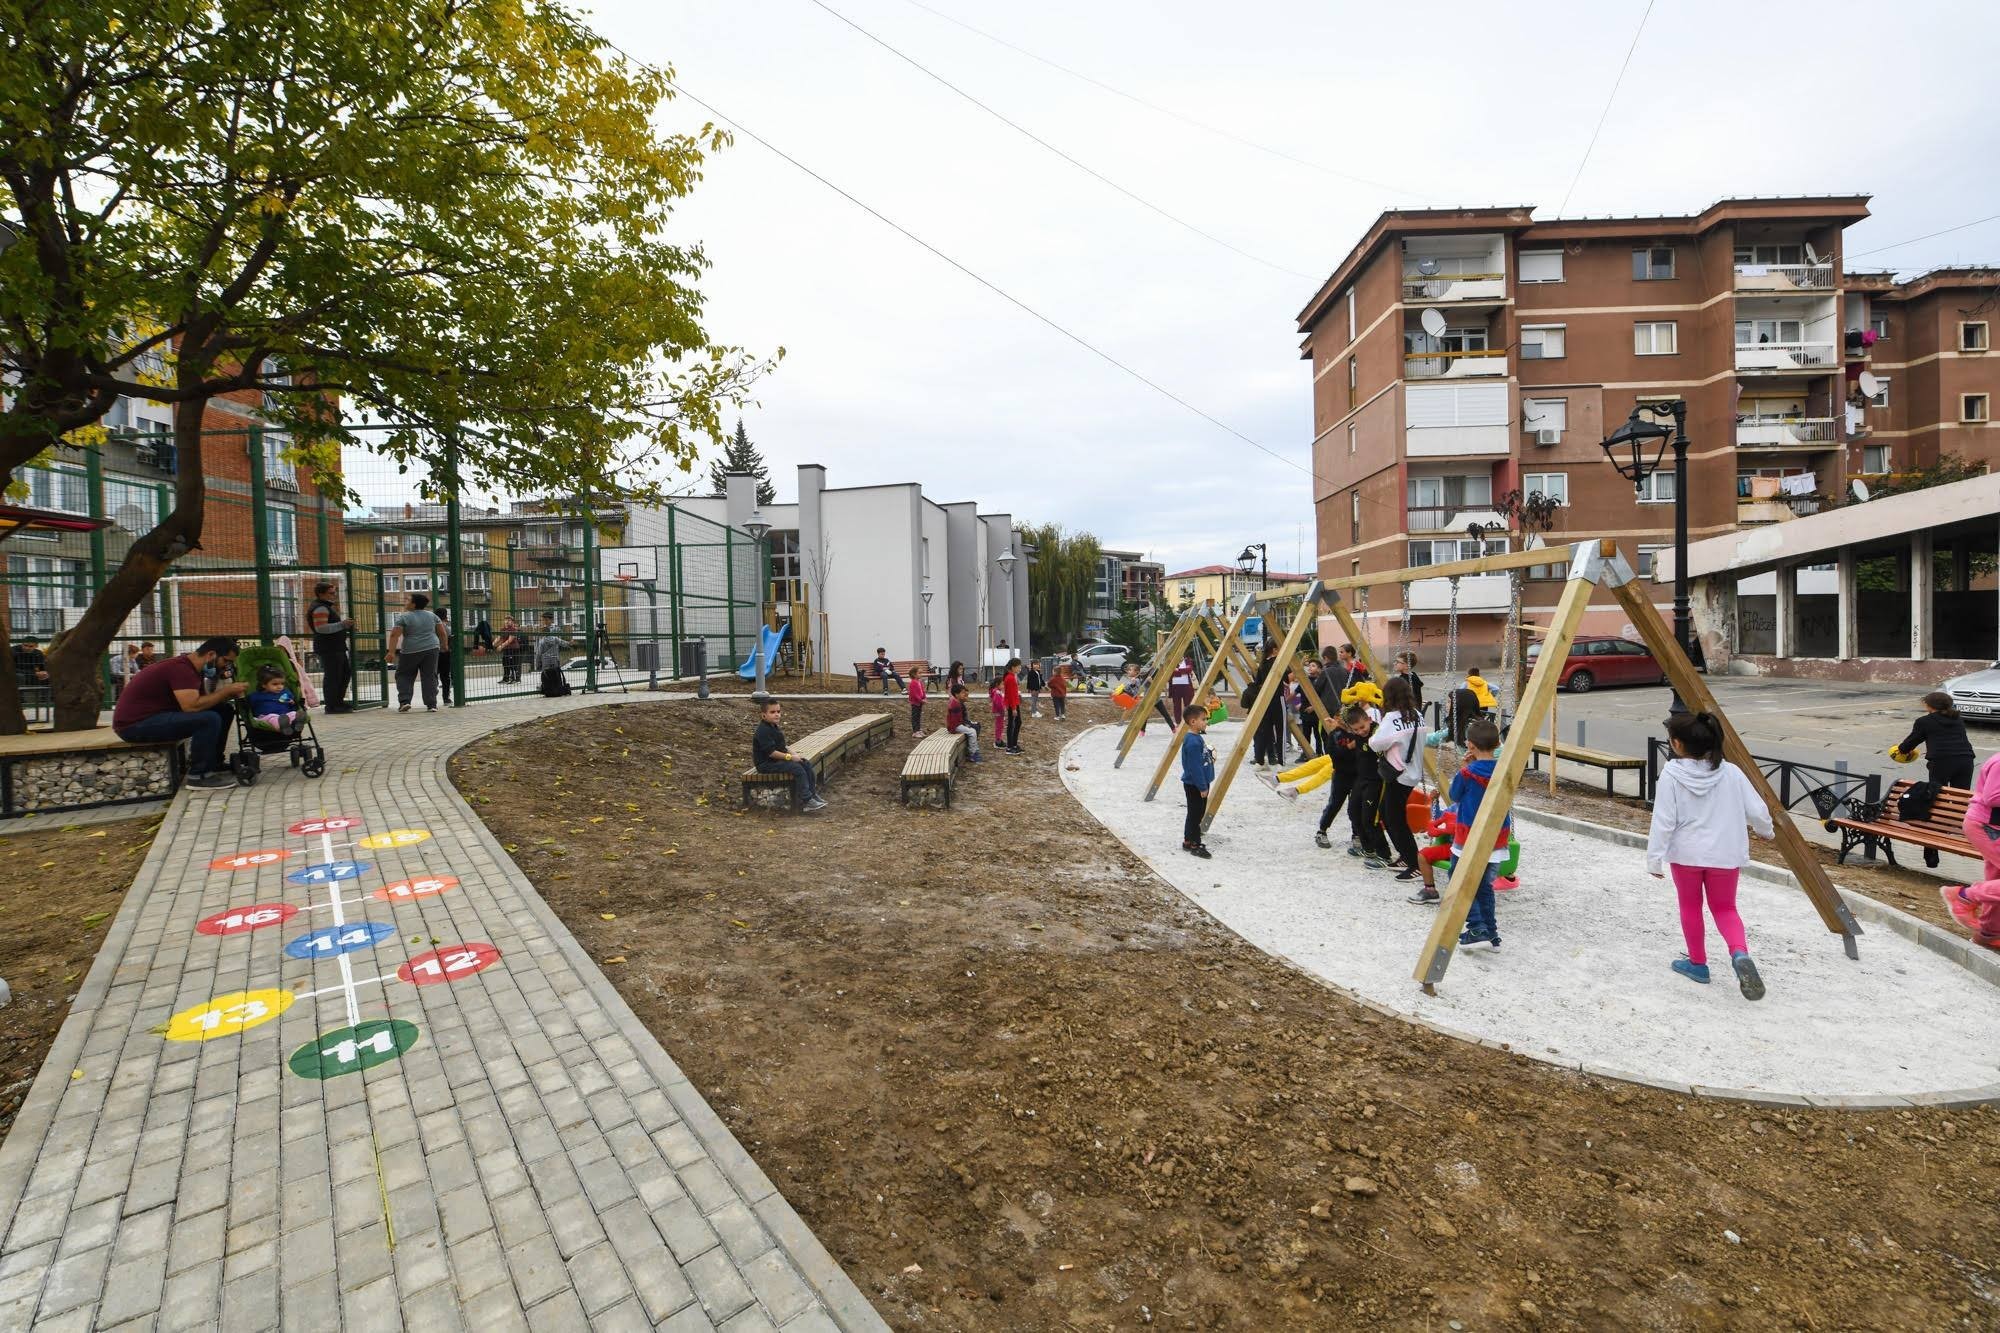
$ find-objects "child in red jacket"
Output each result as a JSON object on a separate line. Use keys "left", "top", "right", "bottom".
{"left": 907, "top": 672, "right": 927, "bottom": 735}
{"left": 946, "top": 682, "right": 982, "bottom": 762}
{"left": 989, "top": 676, "right": 1007, "bottom": 741}
{"left": 1002, "top": 658, "right": 1024, "bottom": 754}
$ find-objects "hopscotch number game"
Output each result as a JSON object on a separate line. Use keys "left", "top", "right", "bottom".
{"left": 167, "top": 814, "right": 501, "bottom": 1080}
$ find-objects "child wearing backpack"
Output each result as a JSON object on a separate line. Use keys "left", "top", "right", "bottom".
{"left": 1646, "top": 710, "right": 1773, "bottom": 999}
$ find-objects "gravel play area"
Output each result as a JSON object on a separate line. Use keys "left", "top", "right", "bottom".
{"left": 1064, "top": 721, "right": 2000, "bottom": 1103}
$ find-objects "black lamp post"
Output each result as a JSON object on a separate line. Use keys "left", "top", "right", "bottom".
{"left": 1600, "top": 399, "right": 1692, "bottom": 714}
{"left": 1236, "top": 542, "right": 1268, "bottom": 591}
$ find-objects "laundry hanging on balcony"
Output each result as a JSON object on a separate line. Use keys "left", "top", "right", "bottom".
{"left": 1779, "top": 472, "right": 1818, "bottom": 497}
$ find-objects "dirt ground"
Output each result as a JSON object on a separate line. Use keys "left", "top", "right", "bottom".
{"left": 453, "top": 698, "right": 2000, "bottom": 1332}
{"left": 0, "top": 815, "right": 158, "bottom": 1144}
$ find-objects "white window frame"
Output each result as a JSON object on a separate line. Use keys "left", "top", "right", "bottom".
{"left": 1523, "top": 397, "right": 1568, "bottom": 433}
{"left": 1861, "top": 445, "right": 1890, "bottom": 474}
{"left": 1521, "top": 472, "right": 1568, "bottom": 506}
{"left": 1964, "top": 393, "right": 1991, "bottom": 423}
{"left": 267, "top": 505, "right": 298, "bottom": 563}
{"left": 1962, "top": 322, "right": 1990, "bottom": 352}
{"left": 1520, "top": 324, "right": 1566, "bottom": 360}
{"left": 1733, "top": 243, "right": 1805, "bottom": 266}
{"left": 1518, "top": 249, "right": 1564, "bottom": 284}
{"left": 1347, "top": 291, "right": 1357, "bottom": 342}
{"left": 1347, "top": 423, "right": 1357, "bottom": 456}
{"left": 1867, "top": 377, "right": 1891, "bottom": 409}
{"left": 1636, "top": 545, "right": 1668, "bottom": 577}
{"left": 1634, "top": 321, "right": 1678, "bottom": 356}
{"left": 1735, "top": 318, "right": 1802, "bottom": 347}
{"left": 1632, "top": 246, "right": 1676, "bottom": 280}
{"left": 1869, "top": 312, "right": 1890, "bottom": 341}
{"left": 1635, "top": 471, "right": 1676, "bottom": 504}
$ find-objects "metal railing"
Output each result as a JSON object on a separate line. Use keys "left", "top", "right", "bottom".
{"left": 1645, "top": 738, "right": 1878, "bottom": 828}
{"left": 1403, "top": 347, "right": 1508, "bottom": 379}
{"left": 1402, "top": 272, "right": 1506, "bottom": 302}
{"left": 1735, "top": 341, "right": 1838, "bottom": 371}
{"left": 1735, "top": 416, "right": 1837, "bottom": 446}
{"left": 1733, "top": 262, "right": 1835, "bottom": 290}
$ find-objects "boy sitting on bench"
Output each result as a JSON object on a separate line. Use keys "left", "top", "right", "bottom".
{"left": 753, "top": 699, "right": 827, "bottom": 813}
{"left": 871, "top": 647, "right": 904, "bottom": 693}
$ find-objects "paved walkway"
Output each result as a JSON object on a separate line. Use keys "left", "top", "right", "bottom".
{"left": 0, "top": 694, "right": 885, "bottom": 1332}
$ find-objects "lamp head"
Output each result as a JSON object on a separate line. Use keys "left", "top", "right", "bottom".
{"left": 1236, "top": 546, "right": 1257, "bottom": 576}
{"left": 744, "top": 510, "right": 770, "bottom": 542}
{"left": 996, "top": 546, "right": 1017, "bottom": 576}
{"left": 1599, "top": 407, "right": 1674, "bottom": 490}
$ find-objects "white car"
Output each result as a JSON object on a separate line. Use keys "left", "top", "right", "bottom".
{"left": 1073, "top": 642, "right": 1129, "bottom": 676}
{"left": 1944, "top": 662, "right": 2000, "bottom": 721}
{"left": 562, "top": 655, "right": 619, "bottom": 675}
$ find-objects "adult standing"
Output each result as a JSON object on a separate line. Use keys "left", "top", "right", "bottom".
{"left": 112, "top": 636, "right": 247, "bottom": 788}
{"left": 1249, "top": 640, "right": 1284, "bottom": 767}
{"left": 496, "top": 616, "right": 525, "bottom": 684}
{"left": 109, "top": 642, "right": 142, "bottom": 700}
{"left": 308, "top": 580, "right": 356, "bottom": 713}
{"left": 1167, "top": 652, "right": 1196, "bottom": 725}
{"left": 11, "top": 637, "right": 49, "bottom": 688}
{"left": 386, "top": 591, "right": 448, "bottom": 712}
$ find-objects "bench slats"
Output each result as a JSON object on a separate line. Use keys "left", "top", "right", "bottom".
{"left": 1826, "top": 778, "right": 1977, "bottom": 866}
{"left": 900, "top": 730, "right": 968, "bottom": 808}
{"left": 741, "top": 713, "right": 893, "bottom": 805}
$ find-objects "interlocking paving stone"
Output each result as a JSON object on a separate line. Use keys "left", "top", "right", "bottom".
{"left": 0, "top": 695, "right": 882, "bottom": 1328}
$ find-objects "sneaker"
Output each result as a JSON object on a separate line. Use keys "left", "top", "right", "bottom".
{"left": 803, "top": 797, "right": 829, "bottom": 813}
{"left": 1345, "top": 841, "right": 1365, "bottom": 858}
{"left": 398, "top": 704, "right": 411, "bottom": 713}
{"left": 1393, "top": 868, "right": 1421, "bottom": 882}
{"left": 1494, "top": 876, "right": 1520, "bottom": 892}
{"left": 1671, "top": 958, "right": 1711, "bottom": 984}
{"left": 426, "top": 706, "right": 438, "bottom": 712}
{"left": 187, "top": 771, "right": 235, "bottom": 789}
{"left": 1314, "top": 831, "right": 1331, "bottom": 849}
{"left": 1941, "top": 885, "right": 1981, "bottom": 932}
{"left": 1362, "top": 855, "right": 1388, "bottom": 871}
{"left": 969, "top": 753, "right": 983, "bottom": 764}
{"left": 1407, "top": 887, "right": 1440, "bottom": 905}
{"left": 1184, "top": 842, "right": 1213, "bottom": 859}
{"left": 1730, "top": 952, "right": 1765, "bottom": 1002}
{"left": 1457, "top": 927, "right": 1492, "bottom": 947}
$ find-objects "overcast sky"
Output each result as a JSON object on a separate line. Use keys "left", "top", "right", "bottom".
{"left": 582, "top": 0, "right": 2000, "bottom": 572}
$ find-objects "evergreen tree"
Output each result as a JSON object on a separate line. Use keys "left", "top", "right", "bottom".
{"left": 709, "top": 419, "right": 777, "bottom": 504}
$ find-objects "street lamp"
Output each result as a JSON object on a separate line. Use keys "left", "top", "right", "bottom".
{"left": 744, "top": 509, "right": 772, "bottom": 699}
{"left": 1600, "top": 399, "right": 1692, "bottom": 714}
{"left": 1236, "top": 542, "right": 1268, "bottom": 591}
{"left": 920, "top": 580, "right": 934, "bottom": 666}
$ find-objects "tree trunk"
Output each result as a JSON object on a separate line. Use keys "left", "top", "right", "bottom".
{"left": 43, "top": 399, "right": 209, "bottom": 731}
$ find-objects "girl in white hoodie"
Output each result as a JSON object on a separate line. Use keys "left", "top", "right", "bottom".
{"left": 1646, "top": 711, "right": 1774, "bottom": 1000}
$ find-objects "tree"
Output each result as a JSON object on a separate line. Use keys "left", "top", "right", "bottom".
{"left": 1, "top": 1, "right": 775, "bottom": 729}
{"left": 707, "top": 419, "right": 776, "bottom": 505}
{"left": 1019, "top": 522, "right": 1100, "bottom": 649}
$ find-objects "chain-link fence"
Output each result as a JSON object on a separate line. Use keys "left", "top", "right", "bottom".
{"left": 5, "top": 426, "right": 768, "bottom": 721}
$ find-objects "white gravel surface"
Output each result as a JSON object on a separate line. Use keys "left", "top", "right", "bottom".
{"left": 1065, "top": 721, "right": 2000, "bottom": 1100}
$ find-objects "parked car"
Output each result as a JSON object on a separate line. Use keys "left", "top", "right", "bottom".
{"left": 1072, "top": 642, "right": 1129, "bottom": 676}
{"left": 562, "top": 655, "right": 618, "bottom": 675}
{"left": 1526, "top": 636, "right": 1667, "bottom": 694}
{"left": 1944, "top": 662, "right": 2000, "bottom": 721}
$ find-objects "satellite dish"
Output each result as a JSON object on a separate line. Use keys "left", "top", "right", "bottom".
{"left": 1420, "top": 308, "right": 1448, "bottom": 338}
{"left": 1857, "top": 371, "right": 1882, "bottom": 397}
{"left": 1417, "top": 257, "right": 1441, "bottom": 276}
{"left": 1805, "top": 242, "right": 1822, "bottom": 266}
{"left": 112, "top": 504, "right": 150, "bottom": 533}
{"left": 1852, "top": 479, "right": 1872, "bottom": 502}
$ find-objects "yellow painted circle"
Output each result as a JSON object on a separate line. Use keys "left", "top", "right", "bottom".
{"left": 357, "top": 829, "right": 431, "bottom": 850}
{"left": 165, "top": 989, "right": 295, "bottom": 1042}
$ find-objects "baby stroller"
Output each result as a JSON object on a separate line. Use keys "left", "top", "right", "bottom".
{"left": 228, "top": 645, "right": 327, "bottom": 785}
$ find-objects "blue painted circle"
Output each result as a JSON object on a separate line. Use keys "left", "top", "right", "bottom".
{"left": 283, "top": 920, "right": 397, "bottom": 960}
{"left": 285, "top": 860, "right": 371, "bottom": 885}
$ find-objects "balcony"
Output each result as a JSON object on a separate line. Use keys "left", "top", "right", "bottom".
{"left": 1735, "top": 342, "right": 1837, "bottom": 374}
{"left": 1404, "top": 348, "right": 1508, "bottom": 380}
{"left": 1737, "top": 497, "right": 1822, "bottom": 524}
{"left": 1405, "top": 382, "right": 1511, "bottom": 458}
{"left": 1402, "top": 273, "right": 1506, "bottom": 304}
{"left": 1735, "top": 417, "right": 1838, "bottom": 449}
{"left": 1733, "top": 262, "right": 1834, "bottom": 292}
{"left": 1407, "top": 572, "right": 1514, "bottom": 613}
{"left": 1407, "top": 506, "right": 1507, "bottom": 533}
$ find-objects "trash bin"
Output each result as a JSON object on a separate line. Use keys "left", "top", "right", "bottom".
{"left": 679, "top": 639, "right": 708, "bottom": 679}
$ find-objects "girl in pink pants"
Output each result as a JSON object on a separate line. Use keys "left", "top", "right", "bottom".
{"left": 1645, "top": 711, "right": 1775, "bottom": 1000}
{"left": 1948, "top": 752, "right": 2000, "bottom": 950}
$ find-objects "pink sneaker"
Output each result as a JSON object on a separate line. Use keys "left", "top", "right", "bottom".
{"left": 1940, "top": 886, "right": 1982, "bottom": 933}
{"left": 1494, "top": 876, "right": 1520, "bottom": 892}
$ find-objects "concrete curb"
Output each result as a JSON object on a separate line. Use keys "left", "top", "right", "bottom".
{"left": 1062, "top": 725, "right": 2000, "bottom": 1112}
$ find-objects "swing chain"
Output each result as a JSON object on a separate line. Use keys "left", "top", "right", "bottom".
{"left": 1440, "top": 575, "right": 1462, "bottom": 768}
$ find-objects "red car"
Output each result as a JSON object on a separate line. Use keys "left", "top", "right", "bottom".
{"left": 1527, "top": 635, "right": 1667, "bottom": 694}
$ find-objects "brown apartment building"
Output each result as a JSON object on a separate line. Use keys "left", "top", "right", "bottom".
{"left": 1296, "top": 195, "right": 2000, "bottom": 666}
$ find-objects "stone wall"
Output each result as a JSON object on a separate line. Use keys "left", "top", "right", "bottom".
{"left": 6, "top": 747, "right": 178, "bottom": 814}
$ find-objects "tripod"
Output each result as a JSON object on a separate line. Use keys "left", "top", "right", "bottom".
{"left": 593, "top": 619, "right": 627, "bottom": 692}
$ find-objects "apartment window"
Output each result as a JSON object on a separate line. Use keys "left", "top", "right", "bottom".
{"left": 1736, "top": 318, "right": 1802, "bottom": 347}
{"left": 1867, "top": 376, "right": 1891, "bottom": 409}
{"left": 1520, "top": 325, "right": 1565, "bottom": 360}
{"left": 1351, "top": 492, "right": 1361, "bottom": 544}
{"left": 1409, "top": 537, "right": 1507, "bottom": 566}
{"left": 1407, "top": 474, "right": 1492, "bottom": 514}
{"left": 403, "top": 573, "right": 432, "bottom": 593}
{"left": 1347, "top": 290, "right": 1357, "bottom": 342}
{"left": 1965, "top": 394, "right": 1991, "bottom": 423}
{"left": 1636, "top": 545, "right": 1668, "bottom": 578}
{"left": 1962, "top": 322, "right": 1990, "bottom": 352}
{"left": 103, "top": 479, "right": 161, "bottom": 533}
{"left": 5, "top": 555, "right": 88, "bottom": 636}
{"left": 1733, "top": 244, "right": 1805, "bottom": 266}
{"left": 1632, "top": 246, "right": 1675, "bottom": 280}
{"left": 1869, "top": 313, "right": 1889, "bottom": 340}
{"left": 1518, "top": 250, "right": 1564, "bottom": 283}
{"left": 1861, "top": 445, "right": 1891, "bottom": 474}
{"left": 1347, "top": 423, "right": 1357, "bottom": 456}
{"left": 1523, "top": 398, "right": 1568, "bottom": 435}
{"left": 463, "top": 569, "right": 492, "bottom": 593}
{"left": 382, "top": 573, "right": 401, "bottom": 594}
{"left": 267, "top": 506, "right": 298, "bottom": 563}
{"left": 22, "top": 465, "right": 89, "bottom": 517}
{"left": 1521, "top": 472, "right": 1568, "bottom": 505}
{"left": 1634, "top": 321, "right": 1678, "bottom": 356}
{"left": 1527, "top": 555, "right": 1570, "bottom": 581}
{"left": 1347, "top": 356, "right": 1358, "bottom": 409}
{"left": 1635, "top": 471, "right": 1676, "bottom": 504}
{"left": 769, "top": 530, "right": 801, "bottom": 604}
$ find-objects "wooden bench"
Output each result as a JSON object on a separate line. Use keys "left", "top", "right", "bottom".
{"left": 740, "top": 712, "right": 894, "bottom": 810}
{"left": 0, "top": 727, "right": 185, "bottom": 818}
{"left": 1524, "top": 737, "right": 1647, "bottom": 796}
{"left": 852, "top": 660, "right": 932, "bottom": 694}
{"left": 900, "top": 730, "right": 970, "bottom": 808}
{"left": 1824, "top": 779, "right": 1978, "bottom": 867}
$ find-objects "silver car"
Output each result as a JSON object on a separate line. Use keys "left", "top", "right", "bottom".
{"left": 1944, "top": 662, "right": 2000, "bottom": 722}
{"left": 1073, "top": 642, "right": 1129, "bottom": 677}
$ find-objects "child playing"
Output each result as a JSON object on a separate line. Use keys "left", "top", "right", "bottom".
{"left": 752, "top": 699, "right": 827, "bottom": 813}
{"left": 1313, "top": 704, "right": 1369, "bottom": 850}
{"left": 1463, "top": 667, "right": 1498, "bottom": 711}
{"left": 247, "top": 665, "right": 302, "bottom": 737}
{"left": 1180, "top": 707, "right": 1215, "bottom": 859}
{"left": 988, "top": 675, "right": 1008, "bottom": 747}
{"left": 1049, "top": 663, "right": 1070, "bottom": 720}
{"left": 1393, "top": 651, "right": 1425, "bottom": 712}
{"left": 1024, "top": 660, "right": 1047, "bottom": 718}
{"left": 907, "top": 671, "right": 927, "bottom": 735}
{"left": 945, "top": 683, "right": 983, "bottom": 763}
{"left": 1892, "top": 690, "right": 1976, "bottom": 789}
{"left": 1945, "top": 750, "right": 2000, "bottom": 951}
{"left": 1002, "top": 658, "right": 1024, "bottom": 753}
{"left": 1447, "top": 718, "right": 1511, "bottom": 947}
{"left": 1368, "top": 676, "right": 1432, "bottom": 884}
{"left": 1645, "top": 710, "right": 1772, "bottom": 998}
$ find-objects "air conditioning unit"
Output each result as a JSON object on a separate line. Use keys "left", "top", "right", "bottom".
{"left": 1534, "top": 428, "right": 1561, "bottom": 446}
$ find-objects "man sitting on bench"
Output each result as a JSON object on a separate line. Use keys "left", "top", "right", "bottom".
{"left": 112, "top": 635, "right": 250, "bottom": 788}
{"left": 753, "top": 699, "right": 827, "bottom": 813}
{"left": 871, "top": 647, "right": 904, "bottom": 694}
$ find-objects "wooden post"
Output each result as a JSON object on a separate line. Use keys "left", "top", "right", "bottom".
{"left": 1203, "top": 583, "right": 1323, "bottom": 829}
{"left": 1609, "top": 578, "right": 1861, "bottom": 954}
{"left": 1145, "top": 593, "right": 1257, "bottom": 801}
{"left": 1548, "top": 690, "right": 1559, "bottom": 797}
{"left": 1413, "top": 557, "right": 1598, "bottom": 991}
{"left": 1115, "top": 610, "right": 1200, "bottom": 767}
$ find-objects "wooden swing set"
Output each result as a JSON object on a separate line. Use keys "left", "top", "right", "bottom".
{"left": 1113, "top": 538, "right": 1863, "bottom": 993}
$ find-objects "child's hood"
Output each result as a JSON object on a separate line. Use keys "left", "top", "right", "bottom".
{"left": 1663, "top": 756, "right": 1730, "bottom": 797}
{"left": 1467, "top": 757, "right": 1498, "bottom": 780}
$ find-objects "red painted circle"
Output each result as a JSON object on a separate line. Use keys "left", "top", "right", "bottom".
{"left": 397, "top": 942, "right": 501, "bottom": 986}
{"left": 372, "top": 875, "right": 459, "bottom": 902}
{"left": 196, "top": 903, "right": 300, "bottom": 936}
{"left": 287, "top": 816, "right": 363, "bottom": 836}
{"left": 207, "top": 849, "right": 294, "bottom": 872}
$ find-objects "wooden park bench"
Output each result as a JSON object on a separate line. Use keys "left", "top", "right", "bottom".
{"left": 1824, "top": 778, "right": 1978, "bottom": 867}
{"left": 900, "top": 729, "right": 970, "bottom": 809}
{"left": 852, "top": 659, "right": 933, "bottom": 694}
{"left": 740, "top": 712, "right": 894, "bottom": 811}
{"left": 1524, "top": 737, "right": 1647, "bottom": 796}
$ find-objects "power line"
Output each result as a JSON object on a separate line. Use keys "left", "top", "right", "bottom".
{"left": 895, "top": 0, "right": 1435, "bottom": 204}
{"left": 800, "top": 0, "right": 1315, "bottom": 281}
{"left": 1846, "top": 211, "right": 2000, "bottom": 261}
{"left": 1555, "top": 0, "right": 1659, "bottom": 217}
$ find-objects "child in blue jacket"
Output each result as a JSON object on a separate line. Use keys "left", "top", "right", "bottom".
{"left": 1180, "top": 707, "right": 1217, "bottom": 859}
{"left": 1447, "top": 717, "right": 1510, "bottom": 948}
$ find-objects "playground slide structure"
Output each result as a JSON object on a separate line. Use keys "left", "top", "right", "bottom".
{"left": 737, "top": 623, "right": 788, "bottom": 679}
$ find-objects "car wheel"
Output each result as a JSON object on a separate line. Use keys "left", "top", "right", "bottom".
{"left": 1567, "top": 670, "right": 1594, "bottom": 695}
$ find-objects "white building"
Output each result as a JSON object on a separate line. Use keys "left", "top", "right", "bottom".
{"left": 632, "top": 464, "right": 1031, "bottom": 675}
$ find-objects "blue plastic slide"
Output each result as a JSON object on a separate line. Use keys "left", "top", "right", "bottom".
{"left": 736, "top": 623, "right": 788, "bottom": 679}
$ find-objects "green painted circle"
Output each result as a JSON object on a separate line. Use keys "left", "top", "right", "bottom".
{"left": 287, "top": 1019, "right": 419, "bottom": 1080}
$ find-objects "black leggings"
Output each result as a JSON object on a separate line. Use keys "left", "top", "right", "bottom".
{"left": 1381, "top": 780, "right": 1423, "bottom": 869}
{"left": 1006, "top": 707, "right": 1022, "bottom": 749}
{"left": 1931, "top": 760, "right": 1975, "bottom": 790}
{"left": 1349, "top": 773, "right": 1386, "bottom": 854}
